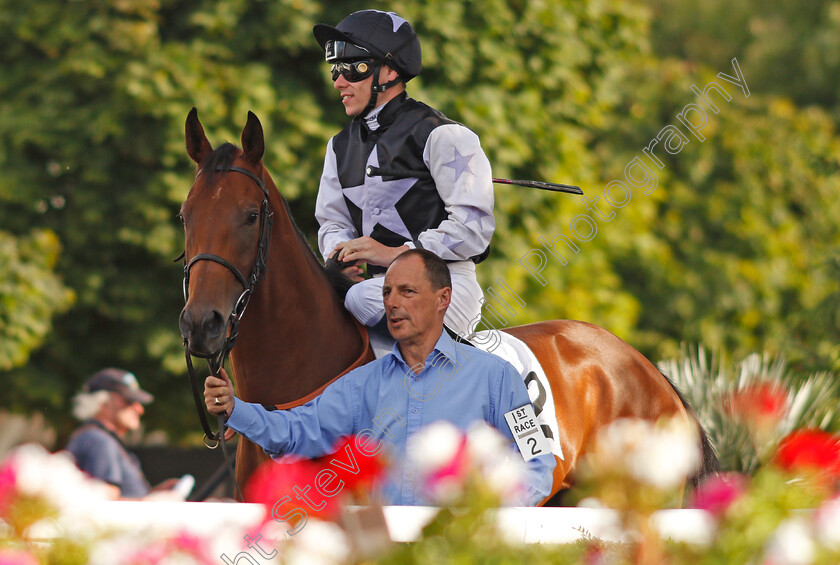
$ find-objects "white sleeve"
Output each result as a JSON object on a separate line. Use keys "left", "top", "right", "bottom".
{"left": 421, "top": 124, "right": 495, "bottom": 261}
{"left": 315, "top": 138, "right": 358, "bottom": 261}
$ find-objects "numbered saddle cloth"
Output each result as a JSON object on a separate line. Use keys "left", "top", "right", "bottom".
{"left": 471, "top": 329, "right": 564, "bottom": 460}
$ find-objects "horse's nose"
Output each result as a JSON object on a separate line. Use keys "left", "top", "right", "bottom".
{"left": 179, "top": 307, "right": 227, "bottom": 345}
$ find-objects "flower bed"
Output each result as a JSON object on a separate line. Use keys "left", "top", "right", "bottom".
{"left": 2, "top": 416, "right": 840, "bottom": 563}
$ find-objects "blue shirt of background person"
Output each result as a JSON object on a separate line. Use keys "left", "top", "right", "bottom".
{"left": 205, "top": 249, "right": 555, "bottom": 506}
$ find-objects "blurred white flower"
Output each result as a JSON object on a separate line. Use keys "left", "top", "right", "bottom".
{"left": 765, "top": 517, "right": 816, "bottom": 565}
{"left": 426, "top": 475, "right": 465, "bottom": 505}
{"left": 284, "top": 518, "right": 351, "bottom": 565}
{"left": 484, "top": 457, "right": 526, "bottom": 503}
{"left": 593, "top": 417, "right": 701, "bottom": 489}
{"left": 628, "top": 418, "right": 701, "bottom": 489}
{"left": 7, "top": 443, "right": 112, "bottom": 513}
{"left": 407, "top": 420, "right": 463, "bottom": 475}
{"left": 87, "top": 533, "right": 149, "bottom": 565}
{"left": 408, "top": 421, "right": 528, "bottom": 505}
{"left": 815, "top": 495, "right": 840, "bottom": 549}
{"left": 465, "top": 421, "right": 507, "bottom": 465}
{"left": 466, "top": 422, "right": 525, "bottom": 504}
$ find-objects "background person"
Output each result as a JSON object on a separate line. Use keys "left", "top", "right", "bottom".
{"left": 205, "top": 250, "right": 555, "bottom": 505}
{"left": 65, "top": 368, "right": 186, "bottom": 499}
{"left": 314, "top": 9, "right": 495, "bottom": 338}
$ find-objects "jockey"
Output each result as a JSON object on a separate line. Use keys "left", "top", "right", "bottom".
{"left": 313, "top": 9, "right": 495, "bottom": 338}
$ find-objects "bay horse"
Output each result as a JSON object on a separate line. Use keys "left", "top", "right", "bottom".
{"left": 178, "top": 109, "right": 717, "bottom": 503}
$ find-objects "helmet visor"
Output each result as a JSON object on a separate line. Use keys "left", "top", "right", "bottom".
{"left": 330, "top": 60, "right": 375, "bottom": 82}
{"left": 325, "top": 40, "right": 371, "bottom": 63}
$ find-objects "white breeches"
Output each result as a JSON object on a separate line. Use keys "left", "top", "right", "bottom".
{"left": 344, "top": 260, "right": 482, "bottom": 337}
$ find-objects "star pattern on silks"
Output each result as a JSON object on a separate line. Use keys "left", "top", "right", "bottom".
{"left": 442, "top": 148, "right": 474, "bottom": 182}
{"left": 342, "top": 146, "right": 417, "bottom": 240}
{"left": 441, "top": 233, "right": 463, "bottom": 251}
{"left": 463, "top": 206, "right": 492, "bottom": 229}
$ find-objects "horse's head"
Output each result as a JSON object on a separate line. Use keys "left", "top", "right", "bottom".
{"left": 178, "top": 108, "right": 272, "bottom": 359}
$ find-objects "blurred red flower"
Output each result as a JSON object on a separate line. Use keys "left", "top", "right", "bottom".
{"left": 690, "top": 473, "right": 747, "bottom": 517}
{"left": 774, "top": 429, "right": 840, "bottom": 482}
{"left": 244, "top": 435, "right": 387, "bottom": 522}
{"left": 727, "top": 382, "right": 787, "bottom": 426}
{"left": 245, "top": 456, "right": 338, "bottom": 519}
{"left": 327, "top": 436, "right": 387, "bottom": 494}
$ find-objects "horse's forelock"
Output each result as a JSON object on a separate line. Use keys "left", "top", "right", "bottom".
{"left": 199, "top": 143, "right": 239, "bottom": 184}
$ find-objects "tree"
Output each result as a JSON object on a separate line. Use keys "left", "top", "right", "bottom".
{"left": 0, "top": 229, "right": 73, "bottom": 373}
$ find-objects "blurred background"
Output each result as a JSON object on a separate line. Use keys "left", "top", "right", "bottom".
{"left": 1, "top": 0, "right": 838, "bottom": 467}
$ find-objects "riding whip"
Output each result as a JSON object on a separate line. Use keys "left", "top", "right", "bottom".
{"left": 365, "top": 166, "right": 583, "bottom": 195}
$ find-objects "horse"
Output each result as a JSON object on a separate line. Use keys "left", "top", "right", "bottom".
{"left": 178, "top": 109, "right": 718, "bottom": 503}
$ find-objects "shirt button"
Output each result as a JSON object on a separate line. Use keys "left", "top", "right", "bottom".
{"left": 372, "top": 207, "right": 381, "bottom": 215}
{"left": 412, "top": 409, "right": 418, "bottom": 414}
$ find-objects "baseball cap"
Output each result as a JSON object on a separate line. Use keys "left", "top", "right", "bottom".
{"left": 84, "top": 368, "right": 154, "bottom": 405}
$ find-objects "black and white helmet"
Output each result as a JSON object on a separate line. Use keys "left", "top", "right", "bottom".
{"left": 314, "top": 10, "right": 422, "bottom": 82}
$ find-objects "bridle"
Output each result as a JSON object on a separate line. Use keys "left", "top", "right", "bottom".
{"left": 180, "top": 164, "right": 273, "bottom": 499}
{"left": 182, "top": 165, "right": 273, "bottom": 370}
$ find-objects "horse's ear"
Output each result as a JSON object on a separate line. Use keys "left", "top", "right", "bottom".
{"left": 241, "top": 111, "right": 265, "bottom": 166}
{"left": 185, "top": 107, "right": 213, "bottom": 165}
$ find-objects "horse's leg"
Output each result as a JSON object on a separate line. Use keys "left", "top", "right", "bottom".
{"left": 233, "top": 438, "right": 270, "bottom": 500}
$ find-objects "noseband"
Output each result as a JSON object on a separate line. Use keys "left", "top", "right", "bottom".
{"left": 180, "top": 164, "right": 273, "bottom": 499}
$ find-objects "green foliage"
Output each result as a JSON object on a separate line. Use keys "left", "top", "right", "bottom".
{"left": 0, "top": 230, "right": 73, "bottom": 372}
{"left": 648, "top": 0, "right": 840, "bottom": 120}
{"left": 0, "top": 0, "right": 838, "bottom": 442}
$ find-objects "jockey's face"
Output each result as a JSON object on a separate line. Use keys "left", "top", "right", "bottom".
{"left": 333, "top": 64, "right": 401, "bottom": 117}
{"left": 382, "top": 255, "right": 450, "bottom": 346}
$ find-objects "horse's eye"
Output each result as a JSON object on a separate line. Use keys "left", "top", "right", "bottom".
{"left": 246, "top": 212, "right": 259, "bottom": 225}
{"left": 176, "top": 213, "right": 185, "bottom": 224}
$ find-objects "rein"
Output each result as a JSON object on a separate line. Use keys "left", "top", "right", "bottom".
{"left": 181, "top": 164, "right": 272, "bottom": 500}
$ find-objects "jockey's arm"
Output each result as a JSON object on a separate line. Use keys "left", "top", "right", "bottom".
{"left": 418, "top": 124, "right": 495, "bottom": 261}
{"left": 316, "top": 137, "right": 358, "bottom": 261}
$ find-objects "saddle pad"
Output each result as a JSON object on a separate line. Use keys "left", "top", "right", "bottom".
{"left": 471, "top": 330, "right": 564, "bottom": 460}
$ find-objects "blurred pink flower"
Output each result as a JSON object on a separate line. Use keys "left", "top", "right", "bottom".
{"left": 126, "top": 544, "right": 167, "bottom": 565}
{"left": 690, "top": 473, "right": 747, "bottom": 517}
{"left": 0, "top": 463, "right": 17, "bottom": 517}
{"left": 425, "top": 436, "right": 470, "bottom": 501}
{"left": 0, "top": 549, "right": 38, "bottom": 565}
{"left": 171, "top": 531, "right": 215, "bottom": 564}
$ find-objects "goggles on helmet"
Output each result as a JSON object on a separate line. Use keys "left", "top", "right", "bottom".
{"left": 325, "top": 40, "right": 371, "bottom": 63}
{"left": 330, "top": 60, "right": 375, "bottom": 82}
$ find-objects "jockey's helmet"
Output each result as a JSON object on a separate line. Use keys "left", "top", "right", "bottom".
{"left": 314, "top": 10, "right": 421, "bottom": 114}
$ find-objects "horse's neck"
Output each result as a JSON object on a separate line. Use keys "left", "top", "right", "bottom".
{"left": 231, "top": 195, "right": 366, "bottom": 405}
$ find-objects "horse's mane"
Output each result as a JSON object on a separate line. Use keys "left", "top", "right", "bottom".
{"left": 199, "top": 142, "right": 356, "bottom": 300}
{"left": 323, "top": 258, "right": 356, "bottom": 300}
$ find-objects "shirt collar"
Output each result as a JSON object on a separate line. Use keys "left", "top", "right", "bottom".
{"left": 390, "top": 328, "right": 460, "bottom": 369}
{"left": 363, "top": 104, "right": 385, "bottom": 131}
{"left": 361, "top": 91, "right": 408, "bottom": 132}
